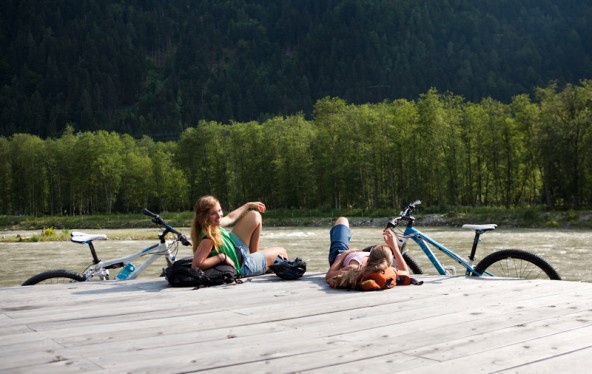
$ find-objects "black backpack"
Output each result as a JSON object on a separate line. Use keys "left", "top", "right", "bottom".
{"left": 165, "top": 257, "right": 239, "bottom": 288}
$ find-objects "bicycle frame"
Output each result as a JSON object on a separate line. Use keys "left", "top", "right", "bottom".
{"left": 82, "top": 240, "right": 176, "bottom": 281}
{"left": 78, "top": 208, "right": 190, "bottom": 281}
{"left": 402, "top": 225, "right": 482, "bottom": 276}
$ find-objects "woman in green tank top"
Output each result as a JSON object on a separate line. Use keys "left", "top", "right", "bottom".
{"left": 190, "top": 195, "right": 289, "bottom": 277}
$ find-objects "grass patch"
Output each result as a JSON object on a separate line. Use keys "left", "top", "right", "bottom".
{"left": 2, "top": 207, "right": 592, "bottom": 234}
{"left": 0, "top": 212, "right": 193, "bottom": 231}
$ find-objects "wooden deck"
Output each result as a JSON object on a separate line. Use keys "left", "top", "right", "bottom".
{"left": 1, "top": 273, "right": 592, "bottom": 373}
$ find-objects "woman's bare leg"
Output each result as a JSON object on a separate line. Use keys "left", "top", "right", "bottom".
{"left": 232, "top": 210, "right": 262, "bottom": 253}
{"left": 232, "top": 210, "right": 289, "bottom": 268}
{"left": 334, "top": 216, "right": 349, "bottom": 227}
{"left": 262, "top": 247, "right": 289, "bottom": 268}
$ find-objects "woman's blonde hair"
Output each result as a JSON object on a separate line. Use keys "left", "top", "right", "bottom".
{"left": 331, "top": 245, "right": 393, "bottom": 289}
{"left": 191, "top": 195, "right": 223, "bottom": 253}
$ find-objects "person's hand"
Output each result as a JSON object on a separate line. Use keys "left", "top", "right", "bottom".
{"left": 249, "top": 201, "right": 266, "bottom": 213}
{"left": 219, "top": 253, "right": 236, "bottom": 268}
{"left": 383, "top": 228, "right": 399, "bottom": 251}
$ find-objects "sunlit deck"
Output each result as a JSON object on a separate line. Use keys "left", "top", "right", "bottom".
{"left": 2, "top": 273, "right": 592, "bottom": 373}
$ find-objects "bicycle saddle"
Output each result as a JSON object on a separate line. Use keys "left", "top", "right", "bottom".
{"left": 462, "top": 224, "right": 497, "bottom": 232}
{"left": 70, "top": 232, "right": 108, "bottom": 244}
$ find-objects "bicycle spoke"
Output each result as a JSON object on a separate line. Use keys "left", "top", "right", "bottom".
{"left": 487, "top": 257, "right": 546, "bottom": 279}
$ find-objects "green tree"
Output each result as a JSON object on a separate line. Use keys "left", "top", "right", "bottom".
{"left": 117, "top": 135, "right": 154, "bottom": 212}
{"left": 265, "top": 115, "right": 317, "bottom": 208}
{"left": 311, "top": 97, "right": 349, "bottom": 209}
{"left": 536, "top": 81, "right": 592, "bottom": 208}
{"left": 176, "top": 121, "right": 228, "bottom": 204}
{"left": 71, "top": 131, "right": 124, "bottom": 214}
{"left": 482, "top": 98, "right": 519, "bottom": 207}
{"left": 226, "top": 121, "right": 267, "bottom": 206}
{"left": 0, "top": 136, "right": 12, "bottom": 214}
{"left": 52, "top": 125, "right": 83, "bottom": 215}
{"left": 510, "top": 94, "right": 543, "bottom": 206}
{"left": 9, "top": 134, "right": 48, "bottom": 215}
{"left": 151, "top": 141, "right": 190, "bottom": 212}
{"left": 385, "top": 98, "right": 419, "bottom": 208}
{"left": 459, "top": 103, "right": 488, "bottom": 206}
{"left": 439, "top": 93, "right": 465, "bottom": 206}
{"left": 415, "top": 88, "right": 448, "bottom": 205}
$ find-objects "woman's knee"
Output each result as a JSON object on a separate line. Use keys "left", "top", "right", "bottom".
{"left": 334, "top": 217, "right": 349, "bottom": 227}
{"left": 234, "top": 210, "right": 262, "bottom": 235}
{"left": 244, "top": 210, "right": 262, "bottom": 227}
{"left": 265, "top": 247, "right": 288, "bottom": 266}
{"left": 271, "top": 247, "right": 287, "bottom": 258}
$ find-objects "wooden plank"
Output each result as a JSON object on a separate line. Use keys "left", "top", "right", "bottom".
{"left": 0, "top": 338, "right": 99, "bottom": 372}
{"left": 506, "top": 344, "right": 592, "bottom": 373}
{"left": 23, "top": 282, "right": 588, "bottom": 364}
{"left": 1, "top": 352, "right": 102, "bottom": 373}
{"left": 1, "top": 274, "right": 591, "bottom": 373}
{"left": 5, "top": 359, "right": 103, "bottom": 374}
{"left": 5, "top": 276, "right": 585, "bottom": 346}
{"left": 403, "top": 326, "right": 592, "bottom": 373}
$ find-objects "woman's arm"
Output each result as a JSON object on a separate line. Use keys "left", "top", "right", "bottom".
{"left": 220, "top": 201, "right": 266, "bottom": 227}
{"left": 325, "top": 249, "right": 358, "bottom": 282}
{"left": 192, "top": 238, "right": 235, "bottom": 269}
{"left": 383, "top": 229, "right": 409, "bottom": 275}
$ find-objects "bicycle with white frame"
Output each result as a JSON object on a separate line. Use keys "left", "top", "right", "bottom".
{"left": 22, "top": 209, "right": 191, "bottom": 285}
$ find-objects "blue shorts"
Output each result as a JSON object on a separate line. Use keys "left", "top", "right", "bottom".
{"left": 328, "top": 224, "right": 351, "bottom": 265}
{"left": 230, "top": 232, "right": 267, "bottom": 277}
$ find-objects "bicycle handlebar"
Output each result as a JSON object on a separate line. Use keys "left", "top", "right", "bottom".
{"left": 386, "top": 200, "right": 421, "bottom": 228}
{"left": 142, "top": 208, "right": 191, "bottom": 246}
{"left": 142, "top": 208, "right": 161, "bottom": 221}
{"left": 177, "top": 233, "right": 191, "bottom": 247}
{"left": 401, "top": 200, "right": 421, "bottom": 216}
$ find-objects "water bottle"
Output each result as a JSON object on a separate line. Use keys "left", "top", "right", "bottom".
{"left": 444, "top": 265, "right": 456, "bottom": 275}
{"left": 115, "top": 263, "right": 135, "bottom": 280}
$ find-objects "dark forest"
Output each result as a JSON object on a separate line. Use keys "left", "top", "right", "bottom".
{"left": 1, "top": 0, "right": 590, "bottom": 139}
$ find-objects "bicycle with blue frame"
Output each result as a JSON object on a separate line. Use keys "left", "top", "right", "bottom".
{"left": 386, "top": 200, "right": 561, "bottom": 280}
{"left": 22, "top": 209, "right": 192, "bottom": 285}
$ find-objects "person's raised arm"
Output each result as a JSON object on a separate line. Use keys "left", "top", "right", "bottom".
{"left": 383, "top": 229, "right": 409, "bottom": 275}
{"left": 220, "top": 201, "right": 266, "bottom": 227}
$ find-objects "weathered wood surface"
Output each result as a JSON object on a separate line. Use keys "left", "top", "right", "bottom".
{"left": 1, "top": 273, "right": 592, "bottom": 373}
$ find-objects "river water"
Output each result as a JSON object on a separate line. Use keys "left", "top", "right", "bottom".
{"left": 2, "top": 226, "right": 591, "bottom": 287}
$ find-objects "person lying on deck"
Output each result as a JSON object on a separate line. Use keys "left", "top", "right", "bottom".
{"left": 325, "top": 217, "right": 410, "bottom": 289}
{"left": 190, "top": 195, "right": 288, "bottom": 278}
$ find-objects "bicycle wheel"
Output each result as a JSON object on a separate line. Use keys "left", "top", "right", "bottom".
{"left": 403, "top": 252, "right": 423, "bottom": 274}
{"left": 474, "top": 249, "right": 561, "bottom": 280}
{"left": 22, "top": 269, "right": 87, "bottom": 286}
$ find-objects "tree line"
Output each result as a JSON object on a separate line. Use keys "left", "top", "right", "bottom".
{"left": 1, "top": 0, "right": 591, "bottom": 138}
{"left": 1, "top": 82, "right": 591, "bottom": 216}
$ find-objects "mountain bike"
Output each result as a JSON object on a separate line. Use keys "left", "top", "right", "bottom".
{"left": 21, "top": 209, "right": 191, "bottom": 285}
{"left": 387, "top": 200, "right": 561, "bottom": 280}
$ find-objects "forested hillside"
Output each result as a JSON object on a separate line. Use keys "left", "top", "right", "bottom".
{"left": 1, "top": 0, "right": 591, "bottom": 138}
{"left": 1, "top": 82, "right": 591, "bottom": 216}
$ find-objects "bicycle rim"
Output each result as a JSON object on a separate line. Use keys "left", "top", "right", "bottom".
{"left": 475, "top": 249, "right": 561, "bottom": 280}
{"left": 22, "top": 269, "right": 87, "bottom": 285}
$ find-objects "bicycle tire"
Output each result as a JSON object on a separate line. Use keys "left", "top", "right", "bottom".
{"left": 22, "top": 269, "right": 87, "bottom": 286}
{"left": 474, "top": 249, "right": 561, "bottom": 280}
{"left": 403, "top": 252, "right": 423, "bottom": 274}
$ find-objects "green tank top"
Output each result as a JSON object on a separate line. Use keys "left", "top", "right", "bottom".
{"left": 203, "top": 227, "right": 242, "bottom": 276}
